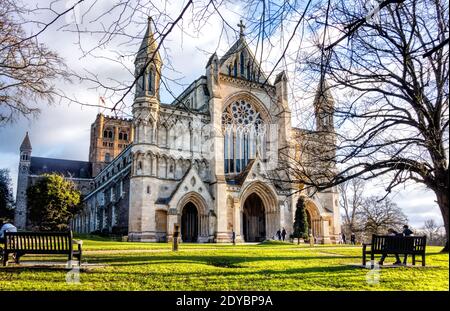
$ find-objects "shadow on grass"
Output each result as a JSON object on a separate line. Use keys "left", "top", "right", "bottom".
{"left": 85, "top": 254, "right": 359, "bottom": 267}
{"left": 58, "top": 262, "right": 361, "bottom": 280}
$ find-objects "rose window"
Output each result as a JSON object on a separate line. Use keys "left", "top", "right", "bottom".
{"left": 221, "top": 100, "right": 263, "bottom": 129}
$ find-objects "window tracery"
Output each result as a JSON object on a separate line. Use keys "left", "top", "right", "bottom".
{"left": 221, "top": 100, "right": 266, "bottom": 174}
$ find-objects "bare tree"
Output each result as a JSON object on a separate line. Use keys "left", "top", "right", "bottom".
{"left": 0, "top": 0, "right": 69, "bottom": 125}
{"left": 287, "top": 0, "right": 449, "bottom": 251}
{"left": 421, "top": 219, "right": 445, "bottom": 246}
{"left": 358, "top": 195, "right": 408, "bottom": 241}
{"left": 339, "top": 177, "right": 365, "bottom": 236}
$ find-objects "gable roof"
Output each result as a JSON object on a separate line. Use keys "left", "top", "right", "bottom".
{"left": 218, "top": 36, "right": 269, "bottom": 84}
{"left": 225, "top": 159, "right": 255, "bottom": 185}
{"left": 29, "top": 157, "right": 92, "bottom": 179}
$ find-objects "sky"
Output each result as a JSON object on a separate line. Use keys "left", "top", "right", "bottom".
{"left": 0, "top": 0, "right": 444, "bottom": 230}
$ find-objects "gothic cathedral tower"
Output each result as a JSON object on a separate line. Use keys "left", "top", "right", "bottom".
{"left": 313, "top": 79, "right": 340, "bottom": 241}
{"left": 128, "top": 17, "right": 162, "bottom": 241}
{"left": 15, "top": 132, "right": 32, "bottom": 229}
{"left": 314, "top": 79, "right": 335, "bottom": 133}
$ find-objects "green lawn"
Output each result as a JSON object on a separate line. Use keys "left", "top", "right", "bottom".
{"left": 0, "top": 237, "right": 448, "bottom": 291}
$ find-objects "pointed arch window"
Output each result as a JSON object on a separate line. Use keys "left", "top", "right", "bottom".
{"left": 221, "top": 100, "right": 266, "bottom": 174}
{"left": 240, "top": 51, "right": 245, "bottom": 76}
{"left": 137, "top": 73, "right": 145, "bottom": 96}
{"left": 233, "top": 59, "right": 238, "bottom": 77}
{"left": 148, "top": 68, "right": 155, "bottom": 95}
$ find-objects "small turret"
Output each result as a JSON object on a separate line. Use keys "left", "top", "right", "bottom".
{"left": 20, "top": 131, "right": 32, "bottom": 161}
{"left": 314, "top": 79, "right": 335, "bottom": 132}
{"left": 274, "top": 71, "right": 289, "bottom": 110}
{"left": 134, "top": 16, "right": 162, "bottom": 101}
{"left": 133, "top": 16, "right": 162, "bottom": 144}
{"left": 206, "top": 52, "right": 220, "bottom": 98}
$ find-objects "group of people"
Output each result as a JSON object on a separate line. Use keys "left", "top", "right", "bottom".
{"left": 275, "top": 228, "right": 287, "bottom": 241}
{"left": 339, "top": 225, "right": 414, "bottom": 265}
{"left": 338, "top": 232, "right": 356, "bottom": 245}
{"left": 379, "top": 225, "right": 414, "bottom": 265}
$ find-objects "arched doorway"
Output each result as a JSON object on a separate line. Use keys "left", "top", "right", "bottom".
{"left": 242, "top": 193, "right": 266, "bottom": 242}
{"left": 181, "top": 202, "right": 198, "bottom": 242}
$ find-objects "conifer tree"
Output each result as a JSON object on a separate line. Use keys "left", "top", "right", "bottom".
{"left": 293, "top": 196, "right": 309, "bottom": 244}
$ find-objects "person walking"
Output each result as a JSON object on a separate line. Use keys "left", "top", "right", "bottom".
{"left": 281, "top": 228, "right": 287, "bottom": 241}
{"left": 342, "top": 232, "right": 346, "bottom": 244}
{"left": 379, "top": 228, "right": 402, "bottom": 265}
{"left": 350, "top": 232, "right": 356, "bottom": 245}
{"left": 276, "top": 229, "right": 282, "bottom": 241}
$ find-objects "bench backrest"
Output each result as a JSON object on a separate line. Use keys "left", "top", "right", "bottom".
{"left": 3, "top": 231, "right": 73, "bottom": 254}
{"left": 371, "top": 234, "right": 426, "bottom": 253}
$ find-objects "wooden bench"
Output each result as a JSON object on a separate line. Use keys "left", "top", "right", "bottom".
{"left": 362, "top": 234, "right": 426, "bottom": 267}
{"left": 2, "top": 231, "right": 82, "bottom": 267}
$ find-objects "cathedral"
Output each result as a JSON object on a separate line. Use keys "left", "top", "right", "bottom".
{"left": 15, "top": 18, "right": 340, "bottom": 243}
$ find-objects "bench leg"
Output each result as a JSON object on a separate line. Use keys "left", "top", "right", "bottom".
{"left": 412, "top": 255, "right": 416, "bottom": 265}
{"left": 371, "top": 253, "right": 375, "bottom": 268}
{"left": 422, "top": 254, "right": 425, "bottom": 267}
{"left": 2, "top": 252, "right": 8, "bottom": 266}
{"left": 67, "top": 253, "right": 73, "bottom": 269}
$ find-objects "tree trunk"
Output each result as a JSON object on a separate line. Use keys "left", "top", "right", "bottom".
{"left": 436, "top": 190, "right": 449, "bottom": 253}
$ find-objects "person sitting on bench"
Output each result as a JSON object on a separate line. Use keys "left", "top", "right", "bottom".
{"left": 379, "top": 228, "right": 402, "bottom": 265}
{"left": 0, "top": 222, "right": 17, "bottom": 244}
{"left": 402, "top": 224, "right": 414, "bottom": 265}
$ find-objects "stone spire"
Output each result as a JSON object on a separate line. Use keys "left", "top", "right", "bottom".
{"left": 133, "top": 16, "right": 162, "bottom": 101}
{"left": 20, "top": 132, "right": 32, "bottom": 151}
{"left": 314, "top": 78, "right": 335, "bottom": 132}
{"left": 136, "top": 16, "right": 161, "bottom": 63}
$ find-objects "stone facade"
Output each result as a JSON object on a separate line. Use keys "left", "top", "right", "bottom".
{"left": 72, "top": 18, "right": 340, "bottom": 243}
{"left": 17, "top": 18, "right": 340, "bottom": 243}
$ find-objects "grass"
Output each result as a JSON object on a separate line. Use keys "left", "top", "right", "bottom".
{"left": 0, "top": 236, "right": 448, "bottom": 291}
